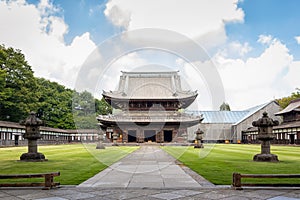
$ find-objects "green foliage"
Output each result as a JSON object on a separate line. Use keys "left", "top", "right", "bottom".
{"left": 0, "top": 68, "right": 6, "bottom": 101}
{"left": 72, "top": 91, "right": 112, "bottom": 129}
{"left": 0, "top": 144, "right": 139, "bottom": 185}
{"left": 163, "top": 144, "right": 300, "bottom": 185}
{"left": 36, "top": 78, "right": 76, "bottom": 129}
{"left": 277, "top": 88, "right": 300, "bottom": 108}
{"left": 0, "top": 45, "right": 112, "bottom": 129}
{"left": 219, "top": 102, "right": 231, "bottom": 111}
{"left": 0, "top": 45, "right": 38, "bottom": 121}
{"left": 95, "top": 97, "right": 112, "bottom": 115}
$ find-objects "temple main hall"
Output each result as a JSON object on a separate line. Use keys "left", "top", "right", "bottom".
{"left": 97, "top": 71, "right": 203, "bottom": 143}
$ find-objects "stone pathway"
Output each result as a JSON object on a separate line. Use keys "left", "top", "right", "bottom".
{"left": 78, "top": 146, "right": 213, "bottom": 188}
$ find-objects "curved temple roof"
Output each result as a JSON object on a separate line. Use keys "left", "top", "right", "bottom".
{"left": 103, "top": 71, "right": 197, "bottom": 100}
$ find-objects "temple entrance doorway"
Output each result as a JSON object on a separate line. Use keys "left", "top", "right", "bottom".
{"left": 290, "top": 134, "right": 295, "bottom": 144}
{"left": 14, "top": 135, "right": 19, "bottom": 146}
{"left": 128, "top": 130, "right": 137, "bottom": 142}
{"left": 144, "top": 130, "right": 156, "bottom": 142}
{"left": 164, "top": 130, "right": 173, "bottom": 142}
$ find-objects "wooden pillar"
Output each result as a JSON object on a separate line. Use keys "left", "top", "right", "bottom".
{"left": 172, "top": 129, "right": 178, "bottom": 142}
{"left": 232, "top": 172, "right": 242, "bottom": 190}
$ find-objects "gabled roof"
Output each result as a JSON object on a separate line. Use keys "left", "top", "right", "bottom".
{"left": 103, "top": 71, "right": 197, "bottom": 100}
{"left": 233, "top": 101, "right": 278, "bottom": 125}
{"left": 275, "top": 98, "right": 300, "bottom": 115}
{"left": 186, "top": 101, "right": 279, "bottom": 124}
{"left": 186, "top": 111, "right": 248, "bottom": 123}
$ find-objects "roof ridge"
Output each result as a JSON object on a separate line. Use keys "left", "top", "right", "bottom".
{"left": 290, "top": 98, "right": 300, "bottom": 104}
{"left": 121, "top": 71, "right": 179, "bottom": 75}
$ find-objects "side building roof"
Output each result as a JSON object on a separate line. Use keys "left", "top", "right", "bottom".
{"left": 185, "top": 111, "right": 248, "bottom": 124}
{"left": 275, "top": 98, "right": 300, "bottom": 115}
{"left": 186, "top": 101, "right": 279, "bottom": 124}
{"left": 233, "top": 101, "right": 279, "bottom": 126}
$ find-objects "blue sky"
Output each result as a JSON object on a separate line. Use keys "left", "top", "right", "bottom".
{"left": 25, "top": 0, "right": 300, "bottom": 58}
{"left": 0, "top": 0, "right": 300, "bottom": 110}
{"left": 226, "top": 0, "right": 300, "bottom": 59}
{"left": 26, "top": 0, "right": 115, "bottom": 44}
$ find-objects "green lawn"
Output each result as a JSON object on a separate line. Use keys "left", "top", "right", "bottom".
{"left": 162, "top": 144, "right": 300, "bottom": 185}
{"left": 0, "top": 144, "right": 139, "bottom": 185}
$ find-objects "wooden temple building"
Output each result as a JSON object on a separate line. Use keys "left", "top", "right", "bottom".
{"left": 97, "top": 71, "right": 203, "bottom": 143}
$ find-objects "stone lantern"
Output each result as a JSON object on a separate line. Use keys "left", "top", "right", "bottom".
{"left": 252, "top": 112, "right": 279, "bottom": 162}
{"left": 194, "top": 128, "right": 204, "bottom": 148}
{"left": 112, "top": 131, "right": 118, "bottom": 146}
{"left": 96, "top": 127, "right": 105, "bottom": 149}
{"left": 20, "top": 112, "right": 47, "bottom": 161}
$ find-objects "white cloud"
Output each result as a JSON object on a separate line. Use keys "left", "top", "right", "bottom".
{"left": 177, "top": 59, "right": 220, "bottom": 110}
{"left": 257, "top": 34, "right": 273, "bottom": 45}
{"left": 214, "top": 39, "right": 295, "bottom": 110}
{"left": 95, "top": 52, "right": 148, "bottom": 97}
{"left": 104, "top": 0, "right": 244, "bottom": 49}
{"left": 0, "top": 0, "right": 97, "bottom": 88}
{"left": 295, "top": 36, "right": 300, "bottom": 44}
{"left": 104, "top": 1, "right": 131, "bottom": 29}
{"left": 218, "top": 41, "right": 252, "bottom": 58}
{"left": 284, "top": 61, "right": 300, "bottom": 88}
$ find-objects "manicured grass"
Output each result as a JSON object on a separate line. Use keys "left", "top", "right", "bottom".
{"left": 162, "top": 144, "right": 300, "bottom": 185}
{"left": 0, "top": 144, "right": 139, "bottom": 185}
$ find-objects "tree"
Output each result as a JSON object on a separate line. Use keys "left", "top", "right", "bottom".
{"left": 0, "top": 45, "right": 38, "bottom": 122}
{"left": 0, "top": 68, "right": 6, "bottom": 102}
{"left": 277, "top": 88, "right": 300, "bottom": 108}
{"left": 36, "top": 78, "right": 76, "bottom": 129}
{"left": 0, "top": 45, "right": 112, "bottom": 129}
{"left": 72, "top": 91, "right": 112, "bottom": 129}
{"left": 95, "top": 98, "right": 112, "bottom": 115}
{"left": 220, "top": 102, "right": 231, "bottom": 111}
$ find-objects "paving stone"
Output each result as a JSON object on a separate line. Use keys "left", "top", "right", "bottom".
{"left": 151, "top": 192, "right": 184, "bottom": 200}
{"left": 0, "top": 192, "right": 11, "bottom": 198}
{"left": 1, "top": 188, "right": 300, "bottom": 199}
{"left": 268, "top": 197, "right": 300, "bottom": 200}
{"left": 62, "top": 192, "right": 95, "bottom": 200}
{"left": 219, "top": 196, "right": 252, "bottom": 200}
{"left": 36, "top": 197, "right": 68, "bottom": 200}
{"left": 128, "top": 181, "right": 164, "bottom": 188}
{"left": 0, "top": 196, "right": 21, "bottom": 200}
{"left": 191, "top": 190, "right": 235, "bottom": 199}
{"left": 242, "top": 190, "right": 286, "bottom": 199}
{"left": 19, "top": 192, "right": 53, "bottom": 200}
{"left": 171, "top": 189, "right": 203, "bottom": 196}
{"left": 50, "top": 188, "right": 79, "bottom": 196}
{"left": 284, "top": 193, "right": 300, "bottom": 199}
{"left": 108, "top": 191, "right": 149, "bottom": 199}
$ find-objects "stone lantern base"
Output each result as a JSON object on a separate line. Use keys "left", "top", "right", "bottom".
{"left": 20, "top": 152, "right": 48, "bottom": 162}
{"left": 96, "top": 143, "right": 105, "bottom": 149}
{"left": 253, "top": 153, "right": 279, "bottom": 162}
{"left": 194, "top": 143, "right": 204, "bottom": 148}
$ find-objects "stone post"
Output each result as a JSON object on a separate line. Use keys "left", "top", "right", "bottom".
{"left": 252, "top": 112, "right": 279, "bottom": 162}
{"left": 20, "top": 112, "right": 47, "bottom": 161}
{"left": 194, "top": 128, "right": 204, "bottom": 148}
